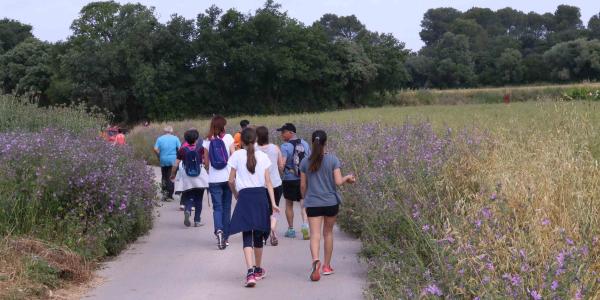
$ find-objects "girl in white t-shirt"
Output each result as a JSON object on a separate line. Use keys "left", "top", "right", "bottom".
{"left": 202, "top": 115, "right": 235, "bottom": 250}
{"left": 256, "top": 126, "right": 285, "bottom": 246}
{"left": 228, "top": 127, "right": 280, "bottom": 288}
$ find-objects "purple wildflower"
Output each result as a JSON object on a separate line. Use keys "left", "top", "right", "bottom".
{"left": 530, "top": 290, "right": 542, "bottom": 300}
{"left": 575, "top": 288, "right": 583, "bottom": 300}
{"left": 556, "top": 252, "right": 565, "bottom": 268}
{"left": 551, "top": 281, "right": 558, "bottom": 291}
{"left": 423, "top": 284, "right": 443, "bottom": 296}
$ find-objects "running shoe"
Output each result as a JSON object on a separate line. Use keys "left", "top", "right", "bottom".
{"left": 179, "top": 205, "right": 185, "bottom": 211}
{"left": 225, "top": 240, "right": 230, "bottom": 247}
{"left": 254, "top": 267, "right": 267, "bottom": 280}
{"left": 322, "top": 265, "right": 335, "bottom": 275}
{"left": 245, "top": 273, "right": 256, "bottom": 287}
{"left": 284, "top": 228, "right": 296, "bottom": 238}
{"left": 301, "top": 224, "right": 310, "bottom": 240}
{"left": 194, "top": 222, "right": 202, "bottom": 227}
{"left": 310, "top": 260, "right": 321, "bottom": 282}
{"left": 216, "top": 230, "right": 226, "bottom": 250}
{"left": 184, "top": 211, "right": 191, "bottom": 227}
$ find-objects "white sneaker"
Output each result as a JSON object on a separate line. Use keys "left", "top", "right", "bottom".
{"left": 179, "top": 205, "right": 185, "bottom": 211}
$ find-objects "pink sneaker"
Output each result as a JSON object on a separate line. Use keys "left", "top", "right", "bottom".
{"left": 254, "top": 267, "right": 267, "bottom": 280}
{"left": 245, "top": 273, "right": 256, "bottom": 287}
{"left": 310, "top": 260, "right": 321, "bottom": 282}
{"left": 322, "top": 265, "right": 335, "bottom": 275}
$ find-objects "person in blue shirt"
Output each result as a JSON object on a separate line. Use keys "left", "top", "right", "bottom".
{"left": 277, "top": 123, "right": 311, "bottom": 240}
{"left": 154, "top": 125, "right": 181, "bottom": 202}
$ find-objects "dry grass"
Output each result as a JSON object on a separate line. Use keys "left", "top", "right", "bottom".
{"left": 0, "top": 236, "right": 93, "bottom": 300}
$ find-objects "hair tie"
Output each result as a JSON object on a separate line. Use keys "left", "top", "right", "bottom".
{"left": 315, "top": 136, "right": 320, "bottom": 141}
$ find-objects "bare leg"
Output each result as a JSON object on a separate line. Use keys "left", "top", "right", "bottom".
{"left": 300, "top": 199, "right": 308, "bottom": 224}
{"left": 254, "top": 247, "right": 263, "bottom": 268}
{"left": 243, "top": 247, "right": 254, "bottom": 269}
{"left": 323, "top": 216, "right": 337, "bottom": 267}
{"left": 285, "top": 199, "right": 294, "bottom": 228}
{"left": 270, "top": 215, "right": 278, "bottom": 239}
{"left": 308, "top": 216, "right": 323, "bottom": 261}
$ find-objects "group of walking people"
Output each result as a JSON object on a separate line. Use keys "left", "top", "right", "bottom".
{"left": 153, "top": 116, "right": 356, "bottom": 287}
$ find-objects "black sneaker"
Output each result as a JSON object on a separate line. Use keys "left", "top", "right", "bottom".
{"left": 184, "top": 211, "right": 191, "bottom": 227}
{"left": 216, "top": 230, "right": 226, "bottom": 250}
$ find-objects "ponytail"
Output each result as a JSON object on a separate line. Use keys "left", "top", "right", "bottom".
{"left": 309, "top": 130, "right": 327, "bottom": 172}
{"left": 242, "top": 127, "right": 257, "bottom": 174}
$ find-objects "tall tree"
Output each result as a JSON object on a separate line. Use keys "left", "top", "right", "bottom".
{"left": 0, "top": 18, "right": 33, "bottom": 54}
{"left": 589, "top": 13, "right": 600, "bottom": 40}
{"left": 419, "top": 8, "right": 462, "bottom": 46}
{"left": 0, "top": 38, "right": 51, "bottom": 96}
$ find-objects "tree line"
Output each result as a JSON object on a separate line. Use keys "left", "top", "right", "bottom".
{"left": 1, "top": 1, "right": 599, "bottom": 122}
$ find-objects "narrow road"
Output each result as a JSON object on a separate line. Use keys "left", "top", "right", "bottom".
{"left": 84, "top": 167, "right": 366, "bottom": 300}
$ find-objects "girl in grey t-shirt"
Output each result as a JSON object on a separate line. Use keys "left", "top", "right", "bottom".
{"left": 300, "top": 130, "right": 356, "bottom": 282}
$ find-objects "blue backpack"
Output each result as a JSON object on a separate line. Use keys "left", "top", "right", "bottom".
{"left": 209, "top": 137, "right": 229, "bottom": 170}
{"left": 183, "top": 145, "right": 203, "bottom": 177}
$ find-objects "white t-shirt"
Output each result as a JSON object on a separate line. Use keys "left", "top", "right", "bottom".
{"left": 228, "top": 149, "right": 272, "bottom": 192}
{"left": 257, "top": 144, "right": 282, "bottom": 188}
{"left": 202, "top": 134, "right": 234, "bottom": 183}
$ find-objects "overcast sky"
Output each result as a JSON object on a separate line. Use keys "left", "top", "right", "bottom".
{"left": 1, "top": 0, "right": 598, "bottom": 51}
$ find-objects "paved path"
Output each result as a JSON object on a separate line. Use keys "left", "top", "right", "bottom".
{"left": 85, "top": 167, "right": 366, "bottom": 300}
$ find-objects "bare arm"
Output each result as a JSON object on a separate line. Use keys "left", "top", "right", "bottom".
{"left": 300, "top": 172, "right": 307, "bottom": 199}
{"left": 228, "top": 168, "right": 238, "bottom": 200}
{"left": 203, "top": 147, "right": 209, "bottom": 171}
{"left": 334, "top": 168, "right": 356, "bottom": 186}
{"left": 170, "top": 159, "right": 181, "bottom": 181}
{"left": 265, "top": 170, "right": 279, "bottom": 213}
{"left": 276, "top": 145, "right": 285, "bottom": 173}
{"left": 153, "top": 147, "right": 160, "bottom": 156}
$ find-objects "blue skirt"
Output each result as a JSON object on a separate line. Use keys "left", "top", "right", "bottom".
{"left": 229, "top": 187, "right": 271, "bottom": 236}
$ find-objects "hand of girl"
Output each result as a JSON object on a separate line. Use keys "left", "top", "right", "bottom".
{"left": 170, "top": 174, "right": 176, "bottom": 182}
{"left": 272, "top": 205, "right": 280, "bottom": 214}
{"left": 346, "top": 174, "right": 357, "bottom": 184}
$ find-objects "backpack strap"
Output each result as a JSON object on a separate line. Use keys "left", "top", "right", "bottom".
{"left": 284, "top": 139, "right": 299, "bottom": 171}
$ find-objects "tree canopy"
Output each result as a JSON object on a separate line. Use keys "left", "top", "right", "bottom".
{"left": 0, "top": 2, "right": 599, "bottom": 122}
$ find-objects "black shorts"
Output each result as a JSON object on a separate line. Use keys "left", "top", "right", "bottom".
{"left": 283, "top": 180, "right": 302, "bottom": 201}
{"left": 267, "top": 185, "right": 284, "bottom": 214}
{"left": 306, "top": 204, "right": 339, "bottom": 217}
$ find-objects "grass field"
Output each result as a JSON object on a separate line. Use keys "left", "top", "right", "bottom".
{"left": 130, "top": 100, "right": 600, "bottom": 298}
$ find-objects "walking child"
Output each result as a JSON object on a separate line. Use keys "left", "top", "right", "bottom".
{"left": 256, "top": 126, "right": 285, "bottom": 246}
{"left": 171, "top": 129, "right": 209, "bottom": 227}
{"left": 228, "top": 127, "right": 280, "bottom": 287}
{"left": 277, "top": 123, "right": 311, "bottom": 240}
{"left": 203, "top": 116, "right": 235, "bottom": 249}
{"left": 300, "top": 130, "right": 356, "bottom": 281}
{"left": 233, "top": 119, "right": 250, "bottom": 151}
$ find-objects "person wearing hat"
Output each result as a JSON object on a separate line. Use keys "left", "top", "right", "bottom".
{"left": 277, "top": 123, "right": 311, "bottom": 240}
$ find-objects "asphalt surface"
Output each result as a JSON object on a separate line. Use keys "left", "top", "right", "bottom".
{"left": 85, "top": 167, "right": 366, "bottom": 300}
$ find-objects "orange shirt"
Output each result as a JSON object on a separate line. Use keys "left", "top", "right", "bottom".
{"left": 233, "top": 131, "right": 242, "bottom": 150}
{"left": 115, "top": 133, "right": 126, "bottom": 145}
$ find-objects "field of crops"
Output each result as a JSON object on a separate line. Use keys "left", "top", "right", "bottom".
{"left": 131, "top": 100, "right": 600, "bottom": 298}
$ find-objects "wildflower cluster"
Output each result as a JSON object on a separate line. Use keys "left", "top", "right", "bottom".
{"left": 0, "top": 129, "right": 156, "bottom": 257}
